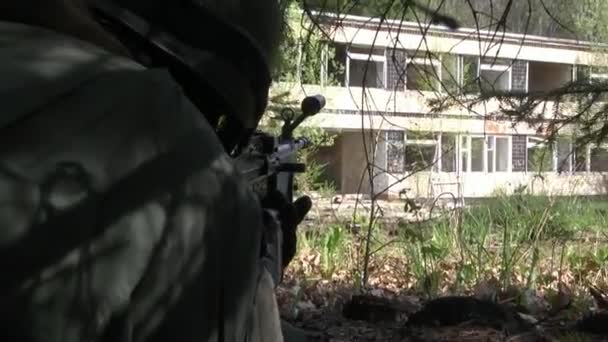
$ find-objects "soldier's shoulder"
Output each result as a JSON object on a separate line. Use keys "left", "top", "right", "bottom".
{"left": 0, "top": 20, "right": 183, "bottom": 123}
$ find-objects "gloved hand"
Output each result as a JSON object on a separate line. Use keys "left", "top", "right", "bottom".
{"left": 260, "top": 191, "right": 312, "bottom": 270}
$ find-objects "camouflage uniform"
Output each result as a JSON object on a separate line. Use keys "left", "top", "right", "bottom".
{"left": 0, "top": 20, "right": 282, "bottom": 342}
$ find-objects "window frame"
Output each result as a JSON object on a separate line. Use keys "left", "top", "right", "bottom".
{"left": 345, "top": 46, "right": 387, "bottom": 88}
{"left": 458, "top": 135, "right": 512, "bottom": 173}
{"left": 404, "top": 132, "right": 439, "bottom": 172}
{"left": 479, "top": 63, "right": 513, "bottom": 92}
{"left": 404, "top": 56, "right": 443, "bottom": 91}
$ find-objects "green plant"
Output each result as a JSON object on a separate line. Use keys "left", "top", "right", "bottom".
{"left": 275, "top": 2, "right": 343, "bottom": 86}
{"left": 321, "top": 224, "right": 346, "bottom": 278}
{"left": 293, "top": 126, "right": 338, "bottom": 193}
{"left": 400, "top": 219, "right": 452, "bottom": 297}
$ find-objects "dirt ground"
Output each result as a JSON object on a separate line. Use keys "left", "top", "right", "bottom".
{"left": 277, "top": 278, "right": 608, "bottom": 341}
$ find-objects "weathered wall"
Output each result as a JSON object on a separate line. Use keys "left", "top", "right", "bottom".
{"left": 273, "top": 84, "right": 579, "bottom": 132}
{"left": 339, "top": 131, "right": 370, "bottom": 195}
{"left": 311, "top": 139, "right": 342, "bottom": 188}
{"left": 337, "top": 131, "right": 388, "bottom": 198}
{"left": 324, "top": 131, "right": 608, "bottom": 199}
{"left": 327, "top": 22, "right": 602, "bottom": 65}
{"left": 381, "top": 171, "right": 608, "bottom": 199}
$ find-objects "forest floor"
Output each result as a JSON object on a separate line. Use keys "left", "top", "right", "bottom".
{"left": 276, "top": 194, "right": 608, "bottom": 341}
{"left": 277, "top": 272, "right": 608, "bottom": 341}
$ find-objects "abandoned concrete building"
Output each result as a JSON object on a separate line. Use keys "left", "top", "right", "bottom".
{"left": 273, "top": 11, "right": 608, "bottom": 200}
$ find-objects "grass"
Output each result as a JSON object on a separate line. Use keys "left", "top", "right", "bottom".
{"left": 287, "top": 193, "right": 608, "bottom": 305}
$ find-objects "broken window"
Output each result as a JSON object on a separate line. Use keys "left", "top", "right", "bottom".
{"left": 590, "top": 145, "right": 608, "bottom": 172}
{"left": 486, "top": 136, "right": 510, "bottom": 172}
{"left": 440, "top": 54, "right": 461, "bottom": 93}
{"left": 405, "top": 52, "right": 441, "bottom": 91}
{"left": 462, "top": 56, "right": 480, "bottom": 94}
{"left": 528, "top": 62, "right": 572, "bottom": 93}
{"left": 386, "top": 131, "right": 405, "bottom": 174}
{"left": 325, "top": 43, "right": 347, "bottom": 86}
{"left": 461, "top": 56, "right": 512, "bottom": 94}
{"left": 576, "top": 65, "right": 591, "bottom": 82}
{"left": 527, "top": 137, "right": 553, "bottom": 172}
{"left": 440, "top": 133, "right": 457, "bottom": 172}
{"left": 405, "top": 132, "right": 437, "bottom": 171}
{"left": 346, "top": 45, "right": 385, "bottom": 88}
{"left": 590, "top": 66, "right": 608, "bottom": 81}
{"left": 479, "top": 61, "right": 511, "bottom": 93}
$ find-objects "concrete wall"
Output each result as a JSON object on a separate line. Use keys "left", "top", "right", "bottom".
{"left": 382, "top": 170, "right": 608, "bottom": 199}
{"left": 324, "top": 131, "right": 608, "bottom": 199}
{"left": 326, "top": 22, "right": 604, "bottom": 66}
{"left": 333, "top": 131, "right": 389, "bottom": 198}
{"left": 312, "top": 142, "right": 342, "bottom": 188}
{"left": 271, "top": 84, "right": 580, "bottom": 132}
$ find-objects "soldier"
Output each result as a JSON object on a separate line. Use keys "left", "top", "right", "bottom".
{"left": 0, "top": 0, "right": 311, "bottom": 341}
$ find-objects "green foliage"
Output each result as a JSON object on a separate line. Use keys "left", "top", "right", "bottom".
{"left": 293, "top": 126, "right": 338, "bottom": 193}
{"left": 302, "top": 0, "right": 608, "bottom": 42}
{"left": 402, "top": 193, "right": 607, "bottom": 292}
{"left": 401, "top": 218, "right": 452, "bottom": 297}
{"left": 276, "top": 1, "right": 343, "bottom": 85}
{"left": 321, "top": 224, "right": 346, "bottom": 278}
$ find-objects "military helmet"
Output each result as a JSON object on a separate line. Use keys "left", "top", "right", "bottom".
{"left": 87, "top": 0, "right": 275, "bottom": 155}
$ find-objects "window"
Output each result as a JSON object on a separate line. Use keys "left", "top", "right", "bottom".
{"left": 440, "top": 54, "right": 461, "bottom": 93}
{"left": 574, "top": 144, "right": 589, "bottom": 172}
{"left": 459, "top": 135, "right": 510, "bottom": 173}
{"left": 527, "top": 137, "right": 553, "bottom": 172}
{"left": 386, "top": 131, "right": 405, "bottom": 174}
{"left": 405, "top": 132, "right": 437, "bottom": 171}
{"left": 590, "top": 145, "right": 608, "bottom": 172}
{"left": 480, "top": 63, "right": 511, "bottom": 93}
{"left": 556, "top": 138, "right": 573, "bottom": 173}
{"left": 486, "top": 136, "right": 510, "bottom": 172}
{"left": 346, "top": 46, "right": 386, "bottom": 88}
{"left": 405, "top": 55, "right": 441, "bottom": 91}
{"left": 575, "top": 65, "right": 608, "bottom": 84}
{"left": 462, "top": 56, "right": 480, "bottom": 94}
{"left": 323, "top": 43, "right": 347, "bottom": 86}
{"left": 461, "top": 56, "right": 512, "bottom": 93}
{"left": 471, "top": 137, "right": 485, "bottom": 172}
{"left": 460, "top": 135, "right": 470, "bottom": 172}
{"left": 576, "top": 65, "right": 591, "bottom": 82}
{"left": 459, "top": 136, "right": 485, "bottom": 172}
{"left": 590, "top": 66, "right": 608, "bottom": 81}
{"left": 487, "top": 137, "right": 494, "bottom": 172}
{"left": 440, "top": 133, "right": 457, "bottom": 172}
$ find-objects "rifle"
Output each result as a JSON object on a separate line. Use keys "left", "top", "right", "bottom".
{"left": 235, "top": 94, "right": 326, "bottom": 284}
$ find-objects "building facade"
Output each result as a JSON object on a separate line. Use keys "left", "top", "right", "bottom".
{"left": 272, "top": 12, "right": 608, "bottom": 200}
